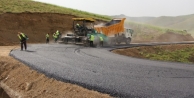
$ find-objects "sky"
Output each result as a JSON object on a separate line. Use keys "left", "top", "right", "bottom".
{"left": 33, "top": 0, "right": 194, "bottom": 17}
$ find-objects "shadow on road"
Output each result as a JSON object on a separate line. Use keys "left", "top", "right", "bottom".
{"left": 25, "top": 50, "right": 36, "bottom": 52}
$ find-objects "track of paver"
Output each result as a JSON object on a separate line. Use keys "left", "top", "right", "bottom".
{"left": 10, "top": 43, "right": 194, "bottom": 98}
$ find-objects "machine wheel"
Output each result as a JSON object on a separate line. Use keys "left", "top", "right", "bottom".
{"left": 63, "top": 38, "right": 68, "bottom": 44}
{"left": 116, "top": 39, "right": 121, "bottom": 45}
{"left": 109, "top": 40, "right": 115, "bottom": 45}
{"left": 125, "top": 38, "right": 131, "bottom": 45}
{"left": 82, "top": 37, "right": 89, "bottom": 47}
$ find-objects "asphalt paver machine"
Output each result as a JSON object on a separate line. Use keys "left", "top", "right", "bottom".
{"left": 61, "top": 18, "right": 96, "bottom": 44}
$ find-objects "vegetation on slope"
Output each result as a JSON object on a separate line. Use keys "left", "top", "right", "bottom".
{"left": 141, "top": 45, "right": 194, "bottom": 63}
{"left": 125, "top": 21, "right": 188, "bottom": 41}
{"left": 148, "top": 14, "right": 194, "bottom": 27}
{"left": 147, "top": 14, "right": 194, "bottom": 36}
{"left": 113, "top": 44, "right": 194, "bottom": 64}
{"left": 0, "top": 0, "right": 111, "bottom": 21}
{"left": 113, "top": 14, "right": 194, "bottom": 36}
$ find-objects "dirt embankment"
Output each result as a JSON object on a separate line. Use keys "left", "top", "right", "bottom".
{"left": 156, "top": 32, "right": 194, "bottom": 42}
{"left": 0, "top": 12, "right": 105, "bottom": 46}
{"left": 132, "top": 32, "right": 194, "bottom": 43}
{"left": 0, "top": 12, "right": 76, "bottom": 46}
{"left": 112, "top": 44, "right": 194, "bottom": 63}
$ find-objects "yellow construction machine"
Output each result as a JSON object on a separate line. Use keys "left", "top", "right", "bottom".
{"left": 61, "top": 18, "right": 95, "bottom": 44}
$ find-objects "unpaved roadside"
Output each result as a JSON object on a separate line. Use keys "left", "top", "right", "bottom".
{"left": 0, "top": 46, "right": 112, "bottom": 98}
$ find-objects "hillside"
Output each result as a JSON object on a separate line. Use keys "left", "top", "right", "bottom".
{"left": 0, "top": 0, "right": 111, "bottom": 46}
{"left": 126, "top": 22, "right": 193, "bottom": 43}
{"left": 147, "top": 14, "right": 194, "bottom": 35}
{"left": 112, "top": 14, "right": 156, "bottom": 23}
{"left": 0, "top": 0, "right": 193, "bottom": 46}
{"left": 112, "top": 14, "right": 194, "bottom": 36}
{"left": 0, "top": 0, "right": 110, "bottom": 21}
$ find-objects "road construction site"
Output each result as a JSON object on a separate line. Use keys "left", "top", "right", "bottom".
{"left": 9, "top": 43, "right": 194, "bottom": 98}
{"left": 1, "top": 12, "right": 194, "bottom": 98}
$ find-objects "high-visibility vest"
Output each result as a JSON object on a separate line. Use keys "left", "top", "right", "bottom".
{"left": 18, "top": 34, "right": 21, "bottom": 40}
{"left": 76, "top": 23, "right": 80, "bottom": 27}
{"left": 53, "top": 33, "right": 57, "bottom": 38}
{"left": 56, "top": 30, "right": 59, "bottom": 35}
{"left": 90, "top": 35, "right": 94, "bottom": 41}
{"left": 100, "top": 36, "right": 103, "bottom": 41}
{"left": 18, "top": 33, "right": 26, "bottom": 40}
{"left": 46, "top": 34, "right": 49, "bottom": 39}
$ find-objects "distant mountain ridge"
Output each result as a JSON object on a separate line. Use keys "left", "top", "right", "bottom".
{"left": 147, "top": 14, "right": 194, "bottom": 34}
{"left": 112, "top": 14, "right": 156, "bottom": 23}
{"left": 111, "top": 14, "right": 194, "bottom": 35}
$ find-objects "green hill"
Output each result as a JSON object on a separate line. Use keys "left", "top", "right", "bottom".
{"left": 147, "top": 14, "right": 194, "bottom": 35}
{"left": 112, "top": 14, "right": 156, "bottom": 23}
{"left": 125, "top": 21, "right": 190, "bottom": 42}
{"left": 112, "top": 14, "right": 194, "bottom": 36}
{"left": 0, "top": 0, "right": 110, "bottom": 21}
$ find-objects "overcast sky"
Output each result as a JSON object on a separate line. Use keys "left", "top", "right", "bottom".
{"left": 33, "top": 0, "right": 194, "bottom": 17}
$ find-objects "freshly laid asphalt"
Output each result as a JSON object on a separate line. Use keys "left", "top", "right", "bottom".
{"left": 10, "top": 43, "right": 194, "bottom": 98}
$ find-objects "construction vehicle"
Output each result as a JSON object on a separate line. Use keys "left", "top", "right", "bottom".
{"left": 93, "top": 18, "right": 134, "bottom": 45}
{"left": 61, "top": 18, "right": 134, "bottom": 46}
{"left": 61, "top": 18, "right": 95, "bottom": 44}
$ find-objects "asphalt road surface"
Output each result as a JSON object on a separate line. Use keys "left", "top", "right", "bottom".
{"left": 10, "top": 43, "right": 194, "bottom": 98}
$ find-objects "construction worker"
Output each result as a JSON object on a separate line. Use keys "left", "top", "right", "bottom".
{"left": 99, "top": 36, "right": 103, "bottom": 46}
{"left": 76, "top": 23, "right": 80, "bottom": 29}
{"left": 53, "top": 33, "right": 57, "bottom": 43}
{"left": 76, "top": 23, "right": 83, "bottom": 32}
{"left": 46, "top": 33, "right": 49, "bottom": 44}
{"left": 56, "top": 30, "right": 60, "bottom": 40}
{"left": 90, "top": 34, "right": 94, "bottom": 47}
{"left": 17, "top": 32, "right": 28, "bottom": 51}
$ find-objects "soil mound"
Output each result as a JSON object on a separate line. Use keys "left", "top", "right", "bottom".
{"left": 156, "top": 32, "right": 194, "bottom": 42}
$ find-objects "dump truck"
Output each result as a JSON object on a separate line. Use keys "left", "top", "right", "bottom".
{"left": 93, "top": 18, "right": 133, "bottom": 45}
{"left": 61, "top": 18, "right": 133, "bottom": 46}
